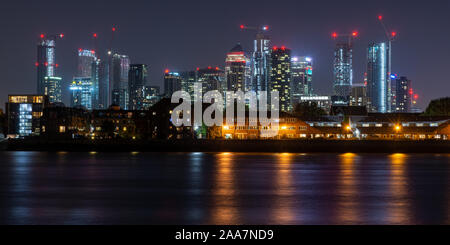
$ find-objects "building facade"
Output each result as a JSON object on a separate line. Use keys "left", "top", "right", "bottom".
{"left": 394, "top": 76, "right": 412, "bottom": 113}
{"left": 110, "top": 53, "right": 130, "bottom": 109}
{"left": 6, "top": 95, "right": 48, "bottom": 137}
{"left": 333, "top": 42, "right": 353, "bottom": 97}
{"left": 225, "top": 43, "right": 251, "bottom": 92}
{"left": 128, "top": 64, "right": 149, "bottom": 110}
{"left": 367, "top": 42, "right": 390, "bottom": 113}
{"left": 164, "top": 71, "right": 182, "bottom": 98}
{"left": 252, "top": 33, "right": 271, "bottom": 95}
{"left": 291, "top": 56, "right": 313, "bottom": 105}
{"left": 70, "top": 77, "right": 93, "bottom": 110}
{"left": 270, "top": 46, "right": 292, "bottom": 112}
{"left": 43, "top": 76, "right": 62, "bottom": 103}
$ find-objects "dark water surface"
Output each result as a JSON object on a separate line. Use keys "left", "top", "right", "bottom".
{"left": 0, "top": 151, "right": 449, "bottom": 225}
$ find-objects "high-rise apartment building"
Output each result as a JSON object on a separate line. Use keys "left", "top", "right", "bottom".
{"left": 367, "top": 42, "right": 390, "bottom": 113}
{"left": 291, "top": 56, "right": 313, "bottom": 105}
{"left": 128, "top": 64, "right": 149, "bottom": 110}
{"left": 270, "top": 46, "right": 292, "bottom": 112}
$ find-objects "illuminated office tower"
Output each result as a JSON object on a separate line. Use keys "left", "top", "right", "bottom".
{"left": 97, "top": 59, "right": 109, "bottom": 109}
{"left": 350, "top": 83, "right": 367, "bottom": 107}
{"left": 91, "top": 59, "right": 100, "bottom": 109}
{"left": 270, "top": 46, "right": 292, "bottom": 112}
{"left": 164, "top": 71, "right": 182, "bottom": 98}
{"left": 225, "top": 43, "right": 251, "bottom": 92}
{"left": 180, "top": 71, "right": 197, "bottom": 97}
{"left": 395, "top": 76, "right": 412, "bottom": 113}
{"left": 333, "top": 42, "right": 353, "bottom": 97}
{"left": 143, "top": 86, "right": 161, "bottom": 109}
{"left": 70, "top": 77, "right": 93, "bottom": 110}
{"left": 197, "top": 67, "right": 225, "bottom": 94}
{"left": 43, "top": 76, "right": 62, "bottom": 103}
{"left": 128, "top": 64, "right": 149, "bottom": 110}
{"left": 37, "top": 34, "right": 63, "bottom": 95}
{"left": 291, "top": 56, "right": 313, "bottom": 105}
{"left": 110, "top": 54, "right": 130, "bottom": 109}
{"left": 77, "top": 49, "right": 97, "bottom": 77}
{"left": 6, "top": 95, "right": 48, "bottom": 137}
{"left": 367, "top": 42, "right": 390, "bottom": 113}
{"left": 252, "top": 33, "right": 271, "bottom": 95}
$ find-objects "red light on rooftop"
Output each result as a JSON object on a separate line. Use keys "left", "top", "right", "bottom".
{"left": 332, "top": 32, "right": 338, "bottom": 38}
{"left": 196, "top": 67, "right": 200, "bottom": 71}
{"left": 78, "top": 48, "right": 82, "bottom": 52}
{"left": 281, "top": 46, "right": 286, "bottom": 50}
{"left": 59, "top": 33, "right": 64, "bottom": 38}
{"left": 35, "top": 62, "right": 39, "bottom": 67}
{"left": 112, "top": 27, "right": 116, "bottom": 32}
{"left": 273, "top": 46, "right": 277, "bottom": 50}
{"left": 40, "top": 34, "right": 45, "bottom": 39}
{"left": 164, "top": 69, "right": 170, "bottom": 74}
{"left": 414, "top": 94, "right": 419, "bottom": 100}
{"left": 93, "top": 33, "right": 98, "bottom": 38}
{"left": 378, "top": 15, "right": 383, "bottom": 20}
{"left": 91, "top": 50, "right": 95, "bottom": 54}
{"left": 44, "top": 62, "right": 48, "bottom": 66}
{"left": 55, "top": 63, "right": 59, "bottom": 68}
{"left": 263, "top": 25, "right": 269, "bottom": 31}
{"left": 352, "top": 31, "right": 358, "bottom": 37}
{"left": 208, "top": 66, "right": 212, "bottom": 69}
{"left": 240, "top": 24, "right": 245, "bottom": 29}
{"left": 391, "top": 31, "right": 397, "bottom": 37}
{"left": 215, "top": 67, "right": 219, "bottom": 70}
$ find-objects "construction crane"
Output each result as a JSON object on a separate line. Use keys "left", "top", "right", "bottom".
{"left": 37, "top": 33, "right": 64, "bottom": 68}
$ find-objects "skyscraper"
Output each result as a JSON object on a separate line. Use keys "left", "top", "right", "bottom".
{"left": 37, "top": 34, "right": 63, "bottom": 100}
{"left": 333, "top": 42, "right": 353, "bottom": 97}
{"left": 270, "top": 46, "right": 292, "bottom": 112}
{"left": 43, "top": 76, "right": 62, "bottom": 103}
{"left": 77, "top": 49, "right": 97, "bottom": 77}
{"left": 70, "top": 77, "right": 93, "bottom": 110}
{"left": 367, "top": 42, "right": 390, "bottom": 113}
{"left": 97, "top": 59, "right": 109, "bottom": 109}
{"left": 128, "top": 64, "right": 149, "bottom": 110}
{"left": 164, "top": 71, "right": 182, "bottom": 98}
{"left": 395, "top": 76, "right": 412, "bottom": 113}
{"left": 180, "top": 71, "right": 197, "bottom": 97}
{"left": 110, "top": 53, "right": 130, "bottom": 109}
{"left": 143, "top": 86, "right": 161, "bottom": 109}
{"left": 37, "top": 37, "right": 56, "bottom": 94}
{"left": 291, "top": 56, "right": 313, "bottom": 105}
{"left": 350, "top": 83, "right": 367, "bottom": 107}
{"left": 196, "top": 67, "right": 225, "bottom": 94}
{"left": 252, "top": 33, "right": 271, "bottom": 95}
{"left": 225, "top": 43, "right": 251, "bottom": 92}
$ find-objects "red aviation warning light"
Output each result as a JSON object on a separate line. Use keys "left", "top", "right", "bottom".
{"left": 332, "top": 32, "right": 338, "bottom": 39}
{"left": 378, "top": 15, "right": 383, "bottom": 20}
{"left": 273, "top": 46, "right": 278, "bottom": 50}
{"left": 414, "top": 94, "right": 419, "bottom": 100}
{"left": 196, "top": 67, "right": 200, "bottom": 71}
{"left": 352, "top": 31, "right": 358, "bottom": 37}
{"left": 44, "top": 62, "right": 48, "bottom": 66}
{"left": 215, "top": 67, "right": 219, "bottom": 70}
{"left": 35, "top": 62, "right": 39, "bottom": 67}
{"left": 281, "top": 46, "right": 286, "bottom": 50}
{"left": 240, "top": 24, "right": 245, "bottom": 29}
{"left": 164, "top": 69, "right": 170, "bottom": 74}
{"left": 112, "top": 27, "right": 116, "bottom": 32}
{"left": 40, "top": 34, "right": 45, "bottom": 39}
{"left": 59, "top": 33, "right": 64, "bottom": 38}
{"left": 55, "top": 63, "right": 59, "bottom": 68}
{"left": 93, "top": 33, "right": 98, "bottom": 38}
{"left": 391, "top": 31, "right": 397, "bottom": 37}
{"left": 262, "top": 25, "right": 269, "bottom": 31}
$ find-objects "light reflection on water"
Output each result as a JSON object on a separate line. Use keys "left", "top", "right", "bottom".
{"left": 1, "top": 151, "right": 450, "bottom": 225}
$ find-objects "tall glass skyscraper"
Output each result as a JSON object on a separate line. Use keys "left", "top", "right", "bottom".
{"left": 367, "top": 42, "right": 390, "bottom": 113}
{"left": 37, "top": 38, "right": 56, "bottom": 94}
{"left": 110, "top": 53, "right": 130, "bottom": 109}
{"left": 252, "top": 33, "right": 271, "bottom": 95}
{"left": 291, "top": 56, "right": 313, "bottom": 105}
{"left": 225, "top": 43, "right": 251, "bottom": 92}
{"left": 43, "top": 76, "right": 62, "bottom": 103}
{"left": 70, "top": 77, "right": 93, "bottom": 110}
{"left": 394, "top": 76, "right": 412, "bottom": 113}
{"left": 333, "top": 42, "right": 353, "bottom": 97}
{"left": 164, "top": 71, "right": 182, "bottom": 98}
{"left": 270, "top": 46, "right": 292, "bottom": 112}
{"left": 128, "top": 64, "right": 148, "bottom": 110}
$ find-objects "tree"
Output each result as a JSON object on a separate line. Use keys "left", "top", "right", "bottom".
{"left": 423, "top": 97, "right": 450, "bottom": 116}
{"left": 293, "top": 102, "right": 327, "bottom": 118}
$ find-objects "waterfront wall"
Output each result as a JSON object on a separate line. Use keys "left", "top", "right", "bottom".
{"left": 5, "top": 139, "right": 450, "bottom": 153}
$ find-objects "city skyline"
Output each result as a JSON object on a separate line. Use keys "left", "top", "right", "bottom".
{"left": 1, "top": 0, "right": 449, "bottom": 110}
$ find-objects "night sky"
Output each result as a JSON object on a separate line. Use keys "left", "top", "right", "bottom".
{"left": 0, "top": 0, "right": 449, "bottom": 110}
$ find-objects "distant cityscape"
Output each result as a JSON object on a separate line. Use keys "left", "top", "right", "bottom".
{"left": 1, "top": 17, "right": 449, "bottom": 141}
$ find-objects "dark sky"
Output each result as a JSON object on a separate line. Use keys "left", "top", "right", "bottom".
{"left": 0, "top": 0, "right": 449, "bottom": 110}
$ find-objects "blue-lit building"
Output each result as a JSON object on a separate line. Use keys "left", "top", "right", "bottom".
{"left": 252, "top": 32, "right": 271, "bottom": 95}
{"left": 333, "top": 42, "right": 353, "bottom": 97}
{"left": 291, "top": 56, "right": 313, "bottom": 105}
{"left": 367, "top": 42, "right": 390, "bottom": 113}
{"left": 70, "top": 77, "right": 93, "bottom": 110}
{"left": 6, "top": 95, "right": 48, "bottom": 137}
